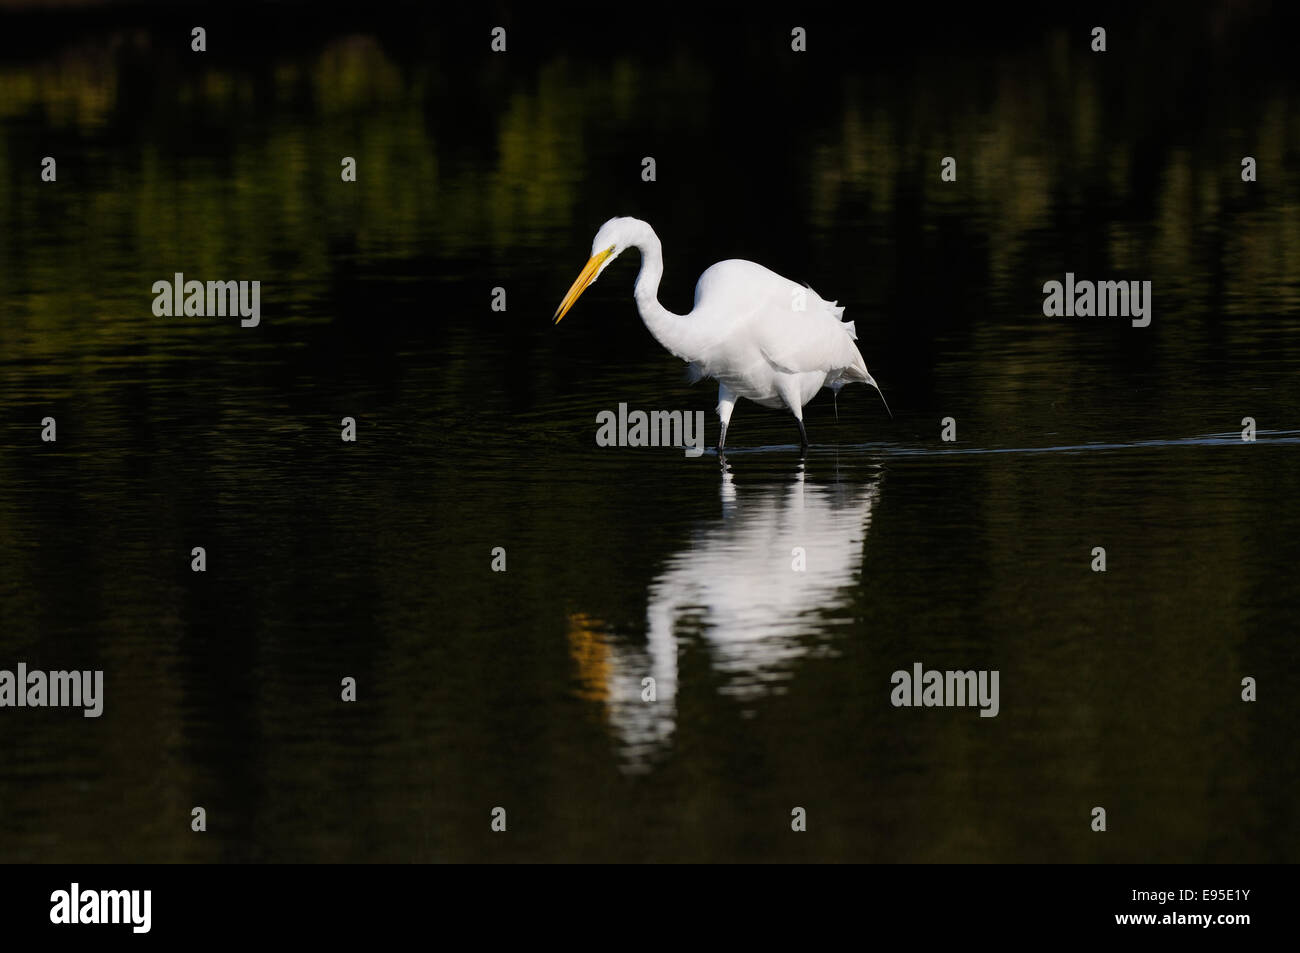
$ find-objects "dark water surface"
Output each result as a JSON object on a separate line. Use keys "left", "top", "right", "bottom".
{"left": 1, "top": 5, "right": 1297, "bottom": 861}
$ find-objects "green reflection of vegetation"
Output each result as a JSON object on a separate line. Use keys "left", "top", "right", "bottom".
{"left": 811, "top": 31, "right": 1300, "bottom": 317}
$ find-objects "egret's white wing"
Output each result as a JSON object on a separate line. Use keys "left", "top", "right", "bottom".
{"left": 688, "top": 258, "right": 868, "bottom": 387}
{"left": 751, "top": 287, "right": 866, "bottom": 378}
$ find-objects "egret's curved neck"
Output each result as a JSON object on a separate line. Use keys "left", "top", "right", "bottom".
{"left": 629, "top": 228, "right": 697, "bottom": 361}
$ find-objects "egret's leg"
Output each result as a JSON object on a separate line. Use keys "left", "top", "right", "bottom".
{"left": 776, "top": 377, "right": 809, "bottom": 452}
{"left": 716, "top": 383, "right": 737, "bottom": 452}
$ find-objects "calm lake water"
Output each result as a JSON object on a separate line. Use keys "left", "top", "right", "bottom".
{"left": 0, "top": 5, "right": 1296, "bottom": 862}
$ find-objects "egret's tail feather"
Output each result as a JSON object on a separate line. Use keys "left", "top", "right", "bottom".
{"left": 840, "top": 363, "right": 892, "bottom": 419}
{"left": 867, "top": 375, "right": 893, "bottom": 418}
{"left": 826, "top": 371, "right": 892, "bottom": 420}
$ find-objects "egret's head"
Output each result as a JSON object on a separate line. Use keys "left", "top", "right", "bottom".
{"left": 552, "top": 217, "right": 643, "bottom": 324}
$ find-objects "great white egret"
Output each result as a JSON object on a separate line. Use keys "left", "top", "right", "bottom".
{"left": 553, "top": 216, "right": 890, "bottom": 452}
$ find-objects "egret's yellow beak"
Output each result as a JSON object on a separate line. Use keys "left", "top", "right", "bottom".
{"left": 553, "top": 246, "right": 615, "bottom": 324}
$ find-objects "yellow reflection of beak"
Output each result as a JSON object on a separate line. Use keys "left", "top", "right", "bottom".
{"left": 566, "top": 612, "right": 611, "bottom": 706}
{"left": 553, "top": 246, "right": 615, "bottom": 324}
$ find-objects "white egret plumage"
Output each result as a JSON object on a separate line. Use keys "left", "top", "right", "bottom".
{"left": 553, "top": 216, "right": 890, "bottom": 452}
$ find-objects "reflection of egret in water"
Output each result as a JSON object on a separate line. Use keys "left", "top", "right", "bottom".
{"left": 568, "top": 463, "right": 882, "bottom": 771}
